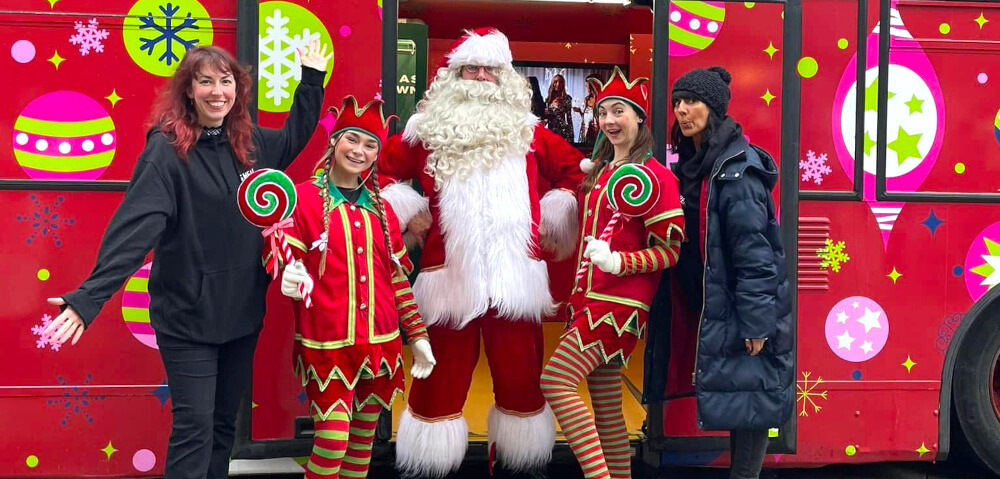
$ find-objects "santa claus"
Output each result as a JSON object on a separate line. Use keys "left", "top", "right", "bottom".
{"left": 377, "top": 27, "right": 585, "bottom": 479}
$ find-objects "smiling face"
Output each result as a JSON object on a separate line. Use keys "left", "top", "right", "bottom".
{"left": 188, "top": 66, "right": 236, "bottom": 127}
{"left": 332, "top": 130, "right": 379, "bottom": 180}
{"left": 597, "top": 99, "right": 640, "bottom": 149}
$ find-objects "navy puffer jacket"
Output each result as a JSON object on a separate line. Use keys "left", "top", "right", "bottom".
{"left": 694, "top": 136, "right": 793, "bottom": 431}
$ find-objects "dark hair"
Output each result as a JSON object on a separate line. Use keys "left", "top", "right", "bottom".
{"left": 584, "top": 73, "right": 601, "bottom": 99}
{"left": 527, "top": 76, "right": 545, "bottom": 118}
{"left": 148, "top": 46, "right": 255, "bottom": 167}
{"left": 669, "top": 90, "right": 724, "bottom": 156}
{"left": 582, "top": 102, "right": 653, "bottom": 190}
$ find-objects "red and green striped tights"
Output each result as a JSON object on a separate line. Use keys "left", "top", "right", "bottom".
{"left": 304, "top": 399, "right": 383, "bottom": 479}
{"left": 541, "top": 339, "right": 632, "bottom": 479}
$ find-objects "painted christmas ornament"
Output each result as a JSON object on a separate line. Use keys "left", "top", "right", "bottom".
{"left": 668, "top": 1, "right": 726, "bottom": 57}
{"left": 831, "top": 0, "right": 945, "bottom": 250}
{"left": 121, "top": 262, "right": 157, "bottom": 349}
{"left": 13, "top": 91, "right": 116, "bottom": 180}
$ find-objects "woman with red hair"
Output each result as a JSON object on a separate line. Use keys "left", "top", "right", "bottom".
{"left": 41, "top": 40, "right": 331, "bottom": 478}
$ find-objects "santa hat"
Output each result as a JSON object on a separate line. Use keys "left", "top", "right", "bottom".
{"left": 438, "top": 27, "right": 513, "bottom": 70}
{"left": 589, "top": 66, "right": 650, "bottom": 117}
{"left": 329, "top": 96, "right": 397, "bottom": 146}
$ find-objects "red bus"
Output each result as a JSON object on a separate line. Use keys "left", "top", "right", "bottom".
{"left": 3, "top": 0, "right": 1000, "bottom": 476}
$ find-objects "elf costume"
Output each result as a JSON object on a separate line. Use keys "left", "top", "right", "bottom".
{"left": 539, "top": 68, "right": 685, "bottom": 479}
{"left": 279, "top": 97, "right": 429, "bottom": 479}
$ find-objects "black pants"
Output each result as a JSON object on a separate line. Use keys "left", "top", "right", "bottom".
{"left": 729, "top": 428, "right": 770, "bottom": 479}
{"left": 157, "top": 332, "right": 258, "bottom": 479}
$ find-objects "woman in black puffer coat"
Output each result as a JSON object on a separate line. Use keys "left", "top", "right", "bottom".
{"left": 669, "top": 66, "right": 794, "bottom": 479}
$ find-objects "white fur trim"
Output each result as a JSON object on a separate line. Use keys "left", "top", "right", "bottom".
{"left": 539, "top": 188, "right": 579, "bottom": 261}
{"left": 380, "top": 182, "right": 429, "bottom": 229}
{"left": 447, "top": 30, "right": 513, "bottom": 68}
{"left": 402, "top": 112, "right": 424, "bottom": 146}
{"left": 579, "top": 157, "right": 595, "bottom": 174}
{"left": 395, "top": 409, "right": 468, "bottom": 478}
{"left": 415, "top": 153, "right": 555, "bottom": 328}
{"left": 487, "top": 404, "right": 556, "bottom": 472}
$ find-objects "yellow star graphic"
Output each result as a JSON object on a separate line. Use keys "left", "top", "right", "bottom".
{"left": 47, "top": 0, "right": 60, "bottom": 7}
{"left": 105, "top": 89, "right": 123, "bottom": 108}
{"left": 251, "top": 401, "right": 259, "bottom": 409}
{"left": 763, "top": 41, "right": 778, "bottom": 60}
{"left": 887, "top": 267, "right": 902, "bottom": 283}
{"left": 902, "top": 355, "right": 917, "bottom": 373}
{"left": 915, "top": 442, "right": 930, "bottom": 457}
{"left": 48, "top": 51, "right": 65, "bottom": 70}
{"left": 761, "top": 89, "right": 776, "bottom": 106}
{"left": 565, "top": 43, "right": 572, "bottom": 50}
{"left": 975, "top": 12, "right": 989, "bottom": 29}
{"left": 101, "top": 440, "right": 118, "bottom": 460}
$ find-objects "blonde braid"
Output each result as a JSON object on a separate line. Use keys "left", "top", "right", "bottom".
{"left": 369, "top": 164, "right": 403, "bottom": 277}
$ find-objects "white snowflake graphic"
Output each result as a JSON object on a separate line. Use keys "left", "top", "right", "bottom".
{"left": 817, "top": 238, "right": 850, "bottom": 273}
{"left": 800, "top": 150, "right": 833, "bottom": 185}
{"left": 259, "top": 8, "right": 319, "bottom": 107}
{"left": 69, "top": 18, "right": 110, "bottom": 55}
{"left": 30, "top": 314, "right": 61, "bottom": 352}
{"left": 138, "top": 3, "right": 202, "bottom": 66}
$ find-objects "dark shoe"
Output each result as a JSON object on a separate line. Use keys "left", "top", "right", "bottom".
{"left": 492, "top": 465, "right": 549, "bottom": 479}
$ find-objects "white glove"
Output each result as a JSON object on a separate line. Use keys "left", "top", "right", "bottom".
{"left": 280, "top": 261, "right": 313, "bottom": 300}
{"left": 584, "top": 236, "right": 622, "bottom": 275}
{"left": 410, "top": 338, "right": 436, "bottom": 379}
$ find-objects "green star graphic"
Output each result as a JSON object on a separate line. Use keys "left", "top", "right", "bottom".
{"left": 864, "top": 78, "right": 895, "bottom": 112}
{"left": 887, "top": 127, "right": 922, "bottom": 165}
{"left": 905, "top": 94, "right": 924, "bottom": 114}
{"left": 864, "top": 131, "right": 876, "bottom": 157}
{"left": 970, "top": 237, "right": 1000, "bottom": 282}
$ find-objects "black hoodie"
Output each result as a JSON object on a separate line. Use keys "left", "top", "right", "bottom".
{"left": 62, "top": 66, "right": 325, "bottom": 344}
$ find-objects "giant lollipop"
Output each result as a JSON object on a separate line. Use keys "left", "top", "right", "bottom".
{"left": 831, "top": 0, "right": 945, "bottom": 250}
{"left": 237, "top": 168, "right": 312, "bottom": 307}
{"left": 575, "top": 163, "right": 661, "bottom": 283}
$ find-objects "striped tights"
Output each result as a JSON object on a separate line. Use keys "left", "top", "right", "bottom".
{"left": 305, "top": 399, "right": 383, "bottom": 479}
{"left": 540, "top": 339, "right": 631, "bottom": 479}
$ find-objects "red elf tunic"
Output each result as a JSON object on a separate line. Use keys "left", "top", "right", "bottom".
{"left": 280, "top": 177, "right": 429, "bottom": 420}
{"left": 565, "top": 158, "right": 685, "bottom": 365}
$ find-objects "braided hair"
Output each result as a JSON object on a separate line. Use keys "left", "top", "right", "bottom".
{"left": 369, "top": 162, "right": 405, "bottom": 278}
{"left": 317, "top": 136, "right": 337, "bottom": 277}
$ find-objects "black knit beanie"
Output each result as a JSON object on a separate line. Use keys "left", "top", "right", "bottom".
{"left": 671, "top": 66, "right": 732, "bottom": 118}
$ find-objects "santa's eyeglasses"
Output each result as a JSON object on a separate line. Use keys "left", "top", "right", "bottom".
{"left": 461, "top": 65, "right": 497, "bottom": 76}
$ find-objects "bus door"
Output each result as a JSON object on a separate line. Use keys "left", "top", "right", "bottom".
{"left": 640, "top": 0, "right": 800, "bottom": 469}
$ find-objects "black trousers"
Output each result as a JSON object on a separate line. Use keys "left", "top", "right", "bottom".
{"left": 157, "top": 332, "right": 258, "bottom": 479}
{"left": 729, "top": 428, "right": 770, "bottom": 479}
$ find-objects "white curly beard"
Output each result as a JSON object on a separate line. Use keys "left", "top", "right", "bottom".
{"left": 403, "top": 66, "right": 535, "bottom": 190}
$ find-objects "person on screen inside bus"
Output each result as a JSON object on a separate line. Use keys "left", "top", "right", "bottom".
{"left": 573, "top": 74, "right": 601, "bottom": 148}
{"left": 669, "top": 66, "right": 793, "bottom": 479}
{"left": 377, "top": 27, "right": 585, "bottom": 479}
{"left": 275, "top": 96, "right": 435, "bottom": 479}
{"left": 544, "top": 74, "right": 575, "bottom": 142}
{"left": 529, "top": 76, "right": 546, "bottom": 120}
{"left": 539, "top": 67, "right": 685, "bottom": 479}
{"left": 41, "top": 41, "right": 330, "bottom": 479}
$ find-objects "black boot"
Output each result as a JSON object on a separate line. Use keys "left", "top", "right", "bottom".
{"left": 492, "top": 465, "right": 549, "bottom": 479}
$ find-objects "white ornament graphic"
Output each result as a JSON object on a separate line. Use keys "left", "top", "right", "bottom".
{"left": 259, "top": 8, "right": 319, "bottom": 108}
{"left": 69, "top": 18, "right": 109, "bottom": 56}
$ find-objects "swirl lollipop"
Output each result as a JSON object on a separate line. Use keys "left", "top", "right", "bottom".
{"left": 575, "top": 163, "right": 661, "bottom": 283}
{"left": 237, "top": 169, "right": 312, "bottom": 307}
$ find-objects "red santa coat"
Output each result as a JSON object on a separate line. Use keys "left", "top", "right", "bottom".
{"left": 565, "top": 158, "right": 685, "bottom": 365}
{"left": 279, "top": 177, "right": 428, "bottom": 418}
{"left": 378, "top": 119, "right": 585, "bottom": 329}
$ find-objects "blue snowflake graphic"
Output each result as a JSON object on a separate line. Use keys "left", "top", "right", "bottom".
{"left": 16, "top": 195, "right": 75, "bottom": 246}
{"left": 47, "top": 374, "right": 106, "bottom": 427}
{"left": 138, "top": 3, "right": 201, "bottom": 66}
